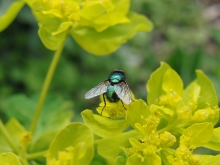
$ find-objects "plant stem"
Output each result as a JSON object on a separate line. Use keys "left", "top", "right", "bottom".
{"left": 20, "top": 158, "right": 29, "bottom": 165}
{"left": 29, "top": 41, "right": 65, "bottom": 134}
{"left": 0, "top": 120, "right": 20, "bottom": 154}
{"left": 26, "top": 150, "right": 48, "bottom": 160}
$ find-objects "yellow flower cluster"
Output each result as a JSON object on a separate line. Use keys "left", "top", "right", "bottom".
{"left": 47, "top": 146, "right": 74, "bottom": 165}
{"left": 40, "top": 0, "right": 80, "bottom": 22}
{"left": 168, "top": 135, "right": 201, "bottom": 165}
{"left": 158, "top": 89, "right": 182, "bottom": 108}
{"left": 124, "top": 110, "right": 176, "bottom": 162}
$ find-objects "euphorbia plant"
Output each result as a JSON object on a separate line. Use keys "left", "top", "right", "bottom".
{"left": 1, "top": 1, "right": 220, "bottom": 165}
{"left": 80, "top": 62, "right": 220, "bottom": 165}
{"left": 1, "top": 60, "right": 220, "bottom": 164}
{"left": 0, "top": 0, "right": 153, "bottom": 164}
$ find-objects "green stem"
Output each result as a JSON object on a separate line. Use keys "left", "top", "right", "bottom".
{"left": 0, "top": 120, "right": 20, "bottom": 154}
{"left": 20, "top": 155, "right": 29, "bottom": 165}
{"left": 26, "top": 150, "right": 48, "bottom": 160}
{"left": 29, "top": 41, "right": 65, "bottom": 134}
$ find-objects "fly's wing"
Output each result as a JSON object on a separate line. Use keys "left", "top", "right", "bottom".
{"left": 85, "top": 81, "right": 110, "bottom": 99}
{"left": 114, "top": 82, "right": 132, "bottom": 105}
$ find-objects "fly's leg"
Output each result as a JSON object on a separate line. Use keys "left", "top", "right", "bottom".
{"left": 101, "top": 94, "right": 106, "bottom": 115}
{"left": 121, "top": 100, "right": 127, "bottom": 110}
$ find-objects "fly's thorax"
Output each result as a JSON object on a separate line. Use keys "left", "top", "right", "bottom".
{"left": 106, "top": 85, "right": 119, "bottom": 102}
{"left": 109, "top": 71, "right": 125, "bottom": 84}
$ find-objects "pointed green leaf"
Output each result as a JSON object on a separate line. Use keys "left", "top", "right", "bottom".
{"left": 129, "top": 138, "right": 144, "bottom": 151}
{"left": 97, "top": 130, "right": 139, "bottom": 164}
{"left": 71, "top": 12, "right": 153, "bottom": 55}
{"left": 0, "top": 152, "right": 22, "bottom": 165}
{"left": 204, "top": 127, "right": 220, "bottom": 151}
{"left": 162, "top": 69, "right": 183, "bottom": 95}
{"left": 0, "top": 0, "right": 25, "bottom": 32}
{"left": 195, "top": 70, "right": 218, "bottom": 108}
{"left": 5, "top": 118, "right": 26, "bottom": 146}
{"left": 0, "top": 118, "right": 26, "bottom": 153}
{"left": 183, "top": 122, "right": 213, "bottom": 147}
{"left": 81, "top": 110, "right": 129, "bottom": 138}
{"left": 147, "top": 62, "right": 170, "bottom": 105}
{"left": 47, "top": 123, "right": 94, "bottom": 165}
{"left": 182, "top": 81, "right": 200, "bottom": 105}
{"left": 134, "top": 123, "right": 146, "bottom": 136}
{"left": 198, "top": 155, "right": 220, "bottom": 165}
{"left": 127, "top": 99, "right": 150, "bottom": 129}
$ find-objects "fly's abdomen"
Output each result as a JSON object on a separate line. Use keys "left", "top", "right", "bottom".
{"left": 106, "top": 85, "right": 119, "bottom": 102}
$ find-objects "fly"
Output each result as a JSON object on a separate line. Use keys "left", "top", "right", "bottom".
{"left": 85, "top": 69, "right": 132, "bottom": 114}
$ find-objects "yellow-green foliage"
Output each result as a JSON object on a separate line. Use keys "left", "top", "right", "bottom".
{"left": 0, "top": 0, "right": 153, "bottom": 55}
{"left": 82, "top": 62, "right": 220, "bottom": 165}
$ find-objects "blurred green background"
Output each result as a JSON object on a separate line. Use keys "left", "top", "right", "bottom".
{"left": 0, "top": 0, "right": 220, "bottom": 121}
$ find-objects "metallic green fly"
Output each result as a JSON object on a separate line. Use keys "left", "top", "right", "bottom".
{"left": 85, "top": 69, "right": 132, "bottom": 114}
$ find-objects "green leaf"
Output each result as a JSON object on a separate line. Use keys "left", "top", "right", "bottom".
{"left": 182, "top": 81, "right": 200, "bottom": 105}
{"left": 162, "top": 69, "right": 183, "bottom": 95}
{"left": 31, "top": 1, "right": 67, "bottom": 50}
{"left": 97, "top": 130, "right": 139, "bottom": 164}
{"left": 127, "top": 99, "right": 150, "bottom": 129}
{"left": 127, "top": 153, "right": 161, "bottom": 165}
{"left": 5, "top": 94, "right": 35, "bottom": 129}
{"left": 79, "top": 0, "right": 130, "bottom": 32}
{"left": 38, "top": 23, "right": 67, "bottom": 50}
{"left": 0, "top": 152, "right": 22, "bottom": 165}
{"left": 79, "top": 4, "right": 106, "bottom": 21}
{"left": 182, "top": 122, "right": 213, "bottom": 147}
{"left": 198, "top": 154, "right": 220, "bottom": 165}
{"left": 115, "top": 156, "right": 126, "bottom": 165}
{"left": 71, "top": 12, "right": 153, "bottom": 55}
{"left": 29, "top": 131, "right": 57, "bottom": 153}
{"left": 5, "top": 118, "right": 26, "bottom": 146}
{"left": 34, "top": 95, "right": 73, "bottom": 140}
{"left": 129, "top": 137, "right": 144, "bottom": 151}
{"left": 4, "top": 94, "right": 73, "bottom": 142}
{"left": 0, "top": 118, "right": 26, "bottom": 153}
{"left": 195, "top": 70, "right": 218, "bottom": 108}
{"left": 159, "top": 148, "right": 175, "bottom": 165}
{"left": 204, "top": 127, "right": 220, "bottom": 151}
{"left": 81, "top": 110, "right": 129, "bottom": 138}
{"left": 112, "top": 0, "right": 130, "bottom": 18}
{"left": 0, "top": 0, "right": 25, "bottom": 32}
{"left": 147, "top": 62, "right": 170, "bottom": 105}
{"left": 47, "top": 123, "right": 94, "bottom": 165}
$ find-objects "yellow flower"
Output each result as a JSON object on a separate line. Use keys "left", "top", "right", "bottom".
{"left": 160, "top": 131, "right": 176, "bottom": 148}
{"left": 19, "top": 131, "right": 32, "bottom": 145}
